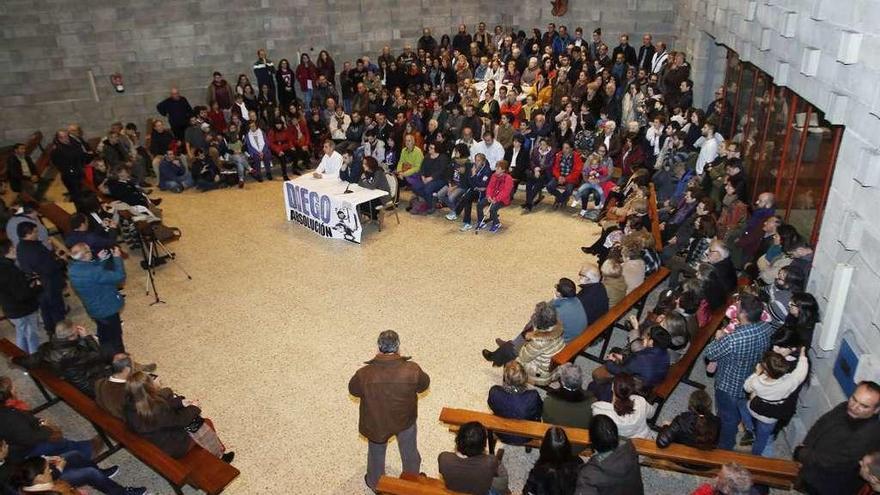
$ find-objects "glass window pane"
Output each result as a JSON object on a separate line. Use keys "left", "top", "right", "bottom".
{"left": 777, "top": 98, "right": 811, "bottom": 216}
{"left": 752, "top": 87, "right": 792, "bottom": 197}
{"left": 732, "top": 65, "right": 755, "bottom": 142}
{"left": 788, "top": 111, "right": 841, "bottom": 240}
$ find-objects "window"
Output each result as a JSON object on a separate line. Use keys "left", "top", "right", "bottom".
{"left": 722, "top": 48, "right": 842, "bottom": 245}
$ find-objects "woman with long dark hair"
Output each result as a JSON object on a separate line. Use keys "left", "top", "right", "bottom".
{"left": 522, "top": 427, "right": 583, "bottom": 495}
{"left": 316, "top": 50, "right": 336, "bottom": 85}
{"left": 275, "top": 58, "right": 298, "bottom": 110}
{"left": 590, "top": 373, "right": 656, "bottom": 439}
{"left": 123, "top": 372, "right": 233, "bottom": 462}
{"left": 295, "top": 53, "right": 318, "bottom": 110}
{"left": 656, "top": 389, "right": 720, "bottom": 450}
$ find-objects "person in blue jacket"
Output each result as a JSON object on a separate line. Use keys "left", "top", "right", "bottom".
{"left": 67, "top": 243, "right": 126, "bottom": 354}
{"left": 589, "top": 325, "right": 672, "bottom": 402}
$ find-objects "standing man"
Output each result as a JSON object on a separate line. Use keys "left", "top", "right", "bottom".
{"left": 637, "top": 33, "right": 656, "bottom": 73}
{"left": 156, "top": 87, "right": 193, "bottom": 140}
{"left": 704, "top": 294, "right": 772, "bottom": 450}
{"left": 0, "top": 240, "right": 42, "bottom": 354}
{"left": 349, "top": 330, "right": 430, "bottom": 493}
{"left": 612, "top": 34, "right": 638, "bottom": 67}
{"left": 253, "top": 48, "right": 276, "bottom": 100}
{"left": 651, "top": 41, "right": 669, "bottom": 74}
{"left": 795, "top": 381, "right": 880, "bottom": 495}
{"left": 50, "top": 130, "right": 90, "bottom": 202}
{"left": 472, "top": 130, "right": 505, "bottom": 171}
{"left": 206, "top": 71, "right": 233, "bottom": 116}
{"left": 15, "top": 222, "right": 65, "bottom": 339}
{"left": 67, "top": 243, "right": 126, "bottom": 354}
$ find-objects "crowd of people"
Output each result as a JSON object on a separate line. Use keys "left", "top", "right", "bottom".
{"left": 1, "top": 18, "right": 878, "bottom": 495}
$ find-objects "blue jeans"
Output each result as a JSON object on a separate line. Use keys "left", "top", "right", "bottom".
{"left": 715, "top": 388, "right": 746, "bottom": 450}
{"left": 412, "top": 178, "right": 446, "bottom": 207}
{"left": 228, "top": 154, "right": 251, "bottom": 180}
{"left": 574, "top": 183, "right": 605, "bottom": 208}
{"left": 26, "top": 438, "right": 93, "bottom": 460}
{"left": 752, "top": 417, "right": 777, "bottom": 456}
{"left": 436, "top": 185, "right": 464, "bottom": 210}
{"left": 301, "top": 89, "right": 313, "bottom": 110}
{"left": 477, "top": 198, "right": 504, "bottom": 225}
{"left": 343, "top": 98, "right": 352, "bottom": 114}
{"left": 11, "top": 311, "right": 41, "bottom": 354}
{"left": 56, "top": 452, "right": 126, "bottom": 495}
{"left": 160, "top": 171, "right": 194, "bottom": 192}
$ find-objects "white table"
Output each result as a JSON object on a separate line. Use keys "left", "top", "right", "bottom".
{"left": 282, "top": 175, "right": 387, "bottom": 244}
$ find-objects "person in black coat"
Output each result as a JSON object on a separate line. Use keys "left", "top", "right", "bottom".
{"left": 15, "top": 222, "right": 65, "bottom": 338}
{"left": 5, "top": 143, "right": 41, "bottom": 197}
{"left": 703, "top": 239, "right": 738, "bottom": 310}
{"left": 575, "top": 263, "right": 610, "bottom": 324}
{"left": 50, "top": 131, "right": 90, "bottom": 202}
{"left": 656, "top": 389, "right": 720, "bottom": 450}
{"left": 0, "top": 240, "right": 42, "bottom": 354}
{"left": 504, "top": 135, "right": 529, "bottom": 200}
{"left": 523, "top": 427, "right": 583, "bottom": 495}
{"left": 155, "top": 88, "right": 193, "bottom": 140}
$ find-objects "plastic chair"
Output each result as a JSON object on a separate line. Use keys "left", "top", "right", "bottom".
{"left": 376, "top": 173, "right": 400, "bottom": 232}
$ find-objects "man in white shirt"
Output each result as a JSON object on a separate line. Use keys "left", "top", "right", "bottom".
{"left": 651, "top": 42, "right": 668, "bottom": 74}
{"left": 695, "top": 122, "right": 719, "bottom": 175}
{"left": 314, "top": 140, "right": 343, "bottom": 180}
{"left": 471, "top": 130, "right": 505, "bottom": 170}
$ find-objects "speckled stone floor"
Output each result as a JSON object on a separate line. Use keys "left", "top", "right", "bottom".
{"left": 1, "top": 178, "right": 794, "bottom": 494}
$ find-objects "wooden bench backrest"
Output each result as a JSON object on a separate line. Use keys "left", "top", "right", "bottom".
{"left": 438, "top": 407, "right": 800, "bottom": 487}
{"left": 648, "top": 183, "right": 662, "bottom": 251}
{"left": 551, "top": 267, "right": 670, "bottom": 368}
{"left": 37, "top": 202, "right": 73, "bottom": 236}
{"left": 376, "top": 474, "right": 464, "bottom": 495}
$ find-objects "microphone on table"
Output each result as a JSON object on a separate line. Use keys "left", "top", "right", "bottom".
{"left": 343, "top": 181, "right": 354, "bottom": 194}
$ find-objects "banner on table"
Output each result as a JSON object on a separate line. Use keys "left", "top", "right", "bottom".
{"left": 283, "top": 182, "right": 363, "bottom": 244}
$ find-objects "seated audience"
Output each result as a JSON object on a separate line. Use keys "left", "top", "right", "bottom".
{"left": 158, "top": 150, "right": 194, "bottom": 192}
{"left": 701, "top": 239, "right": 737, "bottom": 310}
{"left": 476, "top": 160, "right": 514, "bottom": 232}
{"left": 11, "top": 454, "right": 146, "bottom": 495}
{"left": 543, "top": 363, "right": 594, "bottom": 434}
{"left": 860, "top": 452, "right": 880, "bottom": 495}
{"left": 523, "top": 427, "right": 583, "bottom": 495}
{"left": 589, "top": 326, "right": 671, "bottom": 401}
{"left": 357, "top": 156, "right": 391, "bottom": 221}
{"left": 438, "top": 421, "right": 508, "bottom": 495}
{"left": 575, "top": 262, "right": 610, "bottom": 324}
{"left": 576, "top": 414, "right": 644, "bottom": 494}
{"left": 123, "top": 371, "right": 234, "bottom": 462}
{"left": 590, "top": 374, "right": 656, "bottom": 439}
{"left": 487, "top": 361, "right": 542, "bottom": 446}
{"left": 656, "top": 389, "right": 720, "bottom": 450}
{"left": 600, "top": 253, "right": 627, "bottom": 307}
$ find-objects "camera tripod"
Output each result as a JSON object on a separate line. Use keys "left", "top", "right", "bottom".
{"left": 135, "top": 223, "right": 192, "bottom": 305}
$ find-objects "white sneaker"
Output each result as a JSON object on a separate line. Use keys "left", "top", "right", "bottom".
{"left": 445, "top": 212, "right": 458, "bottom": 221}
{"left": 579, "top": 209, "right": 588, "bottom": 217}
{"left": 459, "top": 223, "right": 473, "bottom": 232}
{"left": 569, "top": 198, "right": 580, "bottom": 208}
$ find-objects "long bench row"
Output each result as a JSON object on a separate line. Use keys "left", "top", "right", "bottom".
{"left": 0, "top": 339, "right": 240, "bottom": 494}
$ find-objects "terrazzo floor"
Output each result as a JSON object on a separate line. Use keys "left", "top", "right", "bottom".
{"left": 1, "top": 177, "right": 794, "bottom": 494}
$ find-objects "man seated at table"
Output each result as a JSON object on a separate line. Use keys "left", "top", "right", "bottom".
{"left": 312, "top": 140, "right": 342, "bottom": 180}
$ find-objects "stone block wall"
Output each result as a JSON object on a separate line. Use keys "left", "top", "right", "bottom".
{"left": 0, "top": 0, "right": 674, "bottom": 142}
{"left": 675, "top": 0, "right": 880, "bottom": 444}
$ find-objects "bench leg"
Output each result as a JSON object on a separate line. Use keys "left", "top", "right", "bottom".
{"left": 487, "top": 430, "right": 497, "bottom": 455}
{"left": 26, "top": 374, "right": 60, "bottom": 412}
{"left": 579, "top": 329, "right": 614, "bottom": 364}
{"left": 89, "top": 422, "right": 123, "bottom": 463}
{"left": 680, "top": 377, "right": 706, "bottom": 390}
{"left": 649, "top": 398, "right": 666, "bottom": 425}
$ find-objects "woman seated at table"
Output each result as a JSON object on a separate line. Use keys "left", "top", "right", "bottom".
{"left": 357, "top": 156, "right": 391, "bottom": 221}
{"left": 123, "top": 372, "right": 234, "bottom": 463}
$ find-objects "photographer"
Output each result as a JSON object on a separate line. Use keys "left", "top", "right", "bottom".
{"left": 68, "top": 243, "right": 127, "bottom": 354}
{"left": 15, "top": 222, "right": 66, "bottom": 338}
{"left": 0, "top": 239, "right": 42, "bottom": 354}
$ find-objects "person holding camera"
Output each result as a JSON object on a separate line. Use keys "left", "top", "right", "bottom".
{"left": 68, "top": 243, "right": 127, "bottom": 355}
{"left": 0, "top": 239, "right": 42, "bottom": 354}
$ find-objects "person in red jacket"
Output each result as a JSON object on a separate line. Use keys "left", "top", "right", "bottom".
{"left": 477, "top": 160, "right": 514, "bottom": 233}
{"left": 547, "top": 141, "right": 583, "bottom": 208}
{"left": 267, "top": 121, "right": 297, "bottom": 181}
{"left": 616, "top": 132, "right": 646, "bottom": 177}
{"left": 288, "top": 113, "right": 313, "bottom": 170}
{"left": 691, "top": 462, "right": 754, "bottom": 495}
{"left": 295, "top": 54, "right": 318, "bottom": 110}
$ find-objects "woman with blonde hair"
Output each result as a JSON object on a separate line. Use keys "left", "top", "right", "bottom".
{"left": 487, "top": 361, "right": 542, "bottom": 446}
{"left": 123, "top": 372, "right": 234, "bottom": 462}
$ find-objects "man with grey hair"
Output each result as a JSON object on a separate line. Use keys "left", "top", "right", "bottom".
{"left": 703, "top": 239, "right": 737, "bottom": 310}
{"left": 692, "top": 462, "right": 753, "bottom": 494}
{"left": 543, "top": 363, "right": 595, "bottom": 434}
{"left": 576, "top": 262, "right": 609, "bottom": 324}
{"left": 349, "top": 330, "right": 430, "bottom": 493}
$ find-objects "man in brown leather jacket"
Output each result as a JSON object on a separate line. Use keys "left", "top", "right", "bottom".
{"left": 348, "top": 330, "right": 430, "bottom": 493}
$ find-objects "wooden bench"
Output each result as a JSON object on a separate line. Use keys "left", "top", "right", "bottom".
{"left": 551, "top": 267, "right": 670, "bottom": 368}
{"left": 0, "top": 338, "right": 239, "bottom": 494}
{"left": 648, "top": 298, "right": 732, "bottom": 423}
{"left": 376, "top": 473, "right": 464, "bottom": 495}
{"left": 439, "top": 407, "right": 800, "bottom": 489}
{"left": 648, "top": 184, "right": 663, "bottom": 251}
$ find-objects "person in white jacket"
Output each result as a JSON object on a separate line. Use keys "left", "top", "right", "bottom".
{"left": 591, "top": 374, "right": 657, "bottom": 440}
{"left": 743, "top": 348, "right": 809, "bottom": 456}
